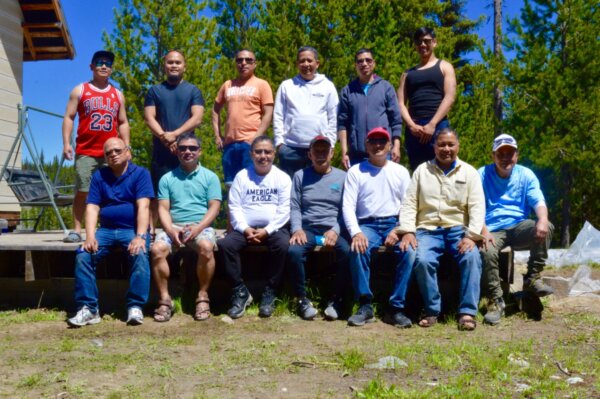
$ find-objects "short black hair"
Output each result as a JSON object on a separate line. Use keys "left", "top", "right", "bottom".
{"left": 413, "top": 27, "right": 436, "bottom": 42}
{"left": 235, "top": 48, "right": 255, "bottom": 58}
{"left": 176, "top": 131, "right": 201, "bottom": 147}
{"left": 355, "top": 48, "right": 373, "bottom": 61}
{"left": 434, "top": 127, "right": 458, "bottom": 143}
{"left": 250, "top": 135, "right": 274, "bottom": 151}
{"left": 297, "top": 46, "right": 319, "bottom": 60}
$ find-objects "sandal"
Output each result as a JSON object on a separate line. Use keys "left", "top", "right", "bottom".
{"left": 194, "top": 298, "right": 211, "bottom": 321}
{"left": 418, "top": 315, "right": 438, "bottom": 328}
{"left": 153, "top": 299, "right": 174, "bottom": 322}
{"left": 457, "top": 314, "right": 477, "bottom": 331}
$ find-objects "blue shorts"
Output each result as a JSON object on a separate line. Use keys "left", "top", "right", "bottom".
{"left": 222, "top": 141, "right": 252, "bottom": 186}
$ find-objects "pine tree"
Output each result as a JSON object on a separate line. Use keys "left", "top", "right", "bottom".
{"left": 102, "top": 0, "right": 223, "bottom": 172}
{"left": 505, "top": 0, "right": 600, "bottom": 245}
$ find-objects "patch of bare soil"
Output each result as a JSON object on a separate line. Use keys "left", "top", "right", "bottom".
{"left": 0, "top": 295, "right": 598, "bottom": 399}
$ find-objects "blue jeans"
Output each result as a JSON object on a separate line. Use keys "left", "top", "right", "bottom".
{"left": 222, "top": 141, "right": 252, "bottom": 185}
{"left": 413, "top": 226, "right": 481, "bottom": 316}
{"left": 278, "top": 144, "right": 311, "bottom": 178}
{"left": 349, "top": 216, "right": 415, "bottom": 309}
{"left": 74, "top": 227, "right": 150, "bottom": 313}
{"left": 287, "top": 226, "right": 350, "bottom": 299}
{"left": 405, "top": 118, "right": 450, "bottom": 171}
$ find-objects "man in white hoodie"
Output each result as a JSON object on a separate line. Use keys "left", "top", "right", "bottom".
{"left": 273, "top": 46, "right": 339, "bottom": 177}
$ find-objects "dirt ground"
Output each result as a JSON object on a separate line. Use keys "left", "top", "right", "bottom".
{"left": 0, "top": 267, "right": 598, "bottom": 399}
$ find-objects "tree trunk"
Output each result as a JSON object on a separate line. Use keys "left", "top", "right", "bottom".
{"left": 560, "top": 164, "right": 571, "bottom": 247}
{"left": 493, "top": 0, "right": 503, "bottom": 136}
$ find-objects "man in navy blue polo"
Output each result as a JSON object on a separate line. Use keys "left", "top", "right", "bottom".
{"left": 67, "top": 137, "right": 154, "bottom": 327}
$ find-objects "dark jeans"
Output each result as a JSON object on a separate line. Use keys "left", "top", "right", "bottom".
{"left": 287, "top": 226, "right": 350, "bottom": 299}
{"left": 405, "top": 118, "right": 450, "bottom": 171}
{"left": 278, "top": 144, "right": 311, "bottom": 178}
{"left": 217, "top": 228, "right": 290, "bottom": 289}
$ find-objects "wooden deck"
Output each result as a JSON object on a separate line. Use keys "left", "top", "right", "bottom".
{"left": 0, "top": 231, "right": 80, "bottom": 251}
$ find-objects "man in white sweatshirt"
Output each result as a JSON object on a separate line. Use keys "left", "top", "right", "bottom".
{"left": 217, "top": 136, "right": 292, "bottom": 319}
{"left": 273, "top": 46, "right": 339, "bottom": 177}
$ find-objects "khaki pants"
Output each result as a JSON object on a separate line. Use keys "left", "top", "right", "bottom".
{"left": 480, "top": 219, "right": 553, "bottom": 300}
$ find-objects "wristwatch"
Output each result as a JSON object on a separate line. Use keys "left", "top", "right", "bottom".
{"left": 136, "top": 233, "right": 148, "bottom": 240}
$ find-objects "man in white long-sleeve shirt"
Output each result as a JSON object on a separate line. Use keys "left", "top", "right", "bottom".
{"left": 217, "top": 136, "right": 292, "bottom": 319}
{"left": 342, "top": 127, "right": 414, "bottom": 327}
{"left": 273, "top": 46, "right": 339, "bottom": 177}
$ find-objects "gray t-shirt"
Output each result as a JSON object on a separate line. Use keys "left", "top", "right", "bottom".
{"left": 290, "top": 166, "right": 346, "bottom": 234}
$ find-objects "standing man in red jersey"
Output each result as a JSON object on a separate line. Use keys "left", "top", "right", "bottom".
{"left": 62, "top": 50, "right": 130, "bottom": 243}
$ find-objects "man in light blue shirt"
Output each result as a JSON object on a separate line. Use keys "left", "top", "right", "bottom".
{"left": 479, "top": 134, "right": 554, "bottom": 325}
{"left": 151, "top": 132, "right": 222, "bottom": 323}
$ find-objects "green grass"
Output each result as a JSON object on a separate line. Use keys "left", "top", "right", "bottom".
{"left": 337, "top": 348, "right": 366, "bottom": 373}
{"left": 0, "top": 308, "right": 64, "bottom": 325}
{"left": 0, "top": 309, "right": 597, "bottom": 398}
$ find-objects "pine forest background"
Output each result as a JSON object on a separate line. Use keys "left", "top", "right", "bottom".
{"left": 24, "top": 0, "right": 599, "bottom": 247}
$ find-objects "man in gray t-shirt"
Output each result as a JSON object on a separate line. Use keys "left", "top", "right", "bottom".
{"left": 288, "top": 135, "right": 350, "bottom": 321}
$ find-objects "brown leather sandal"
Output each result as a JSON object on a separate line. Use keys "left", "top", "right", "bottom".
{"left": 194, "top": 298, "right": 211, "bottom": 321}
{"left": 418, "top": 315, "right": 438, "bottom": 328}
{"left": 153, "top": 299, "right": 174, "bottom": 322}
{"left": 458, "top": 314, "right": 477, "bottom": 331}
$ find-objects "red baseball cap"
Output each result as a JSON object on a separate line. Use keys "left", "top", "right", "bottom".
{"left": 366, "top": 127, "right": 390, "bottom": 141}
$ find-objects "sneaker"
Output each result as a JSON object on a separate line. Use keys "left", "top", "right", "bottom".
{"left": 523, "top": 277, "right": 554, "bottom": 297}
{"left": 126, "top": 307, "right": 144, "bottom": 326}
{"left": 347, "top": 304, "right": 375, "bottom": 326}
{"left": 228, "top": 285, "right": 253, "bottom": 319}
{"left": 483, "top": 298, "right": 505, "bottom": 326}
{"left": 387, "top": 309, "right": 412, "bottom": 328}
{"left": 258, "top": 286, "right": 277, "bottom": 318}
{"left": 63, "top": 231, "right": 82, "bottom": 243}
{"left": 67, "top": 306, "right": 101, "bottom": 327}
{"left": 297, "top": 297, "right": 318, "bottom": 320}
{"left": 324, "top": 299, "right": 341, "bottom": 321}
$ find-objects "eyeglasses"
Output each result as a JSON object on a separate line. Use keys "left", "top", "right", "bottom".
{"left": 105, "top": 147, "right": 126, "bottom": 156}
{"left": 236, "top": 57, "right": 256, "bottom": 64}
{"left": 94, "top": 60, "right": 113, "bottom": 68}
{"left": 253, "top": 149, "right": 274, "bottom": 155}
{"left": 178, "top": 145, "right": 200, "bottom": 152}
{"left": 414, "top": 38, "right": 433, "bottom": 46}
{"left": 356, "top": 58, "right": 374, "bottom": 65}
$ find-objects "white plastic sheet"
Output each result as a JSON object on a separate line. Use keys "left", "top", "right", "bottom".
{"left": 515, "top": 221, "right": 600, "bottom": 268}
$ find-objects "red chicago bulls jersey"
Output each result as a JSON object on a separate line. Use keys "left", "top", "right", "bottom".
{"left": 75, "top": 82, "right": 123, "bottom": 157}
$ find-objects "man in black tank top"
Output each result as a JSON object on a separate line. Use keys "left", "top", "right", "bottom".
{"left": 397, "top": 27, "right": 456, "bottom": 171}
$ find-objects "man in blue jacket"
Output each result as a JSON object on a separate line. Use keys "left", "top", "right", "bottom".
{"left": 337, "top": 48, "right": 403, "bottom": 169}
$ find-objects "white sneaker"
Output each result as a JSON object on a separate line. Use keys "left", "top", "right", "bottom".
{"left": 67, "top": 306, "right": 101, "bottom": 327}
{"left": 126, "top": 307, "right": 144, "bottom": 325}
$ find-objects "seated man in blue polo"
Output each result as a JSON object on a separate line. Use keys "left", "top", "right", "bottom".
{"left": 151, "top": 132, "right": 222, "bottom": 322}
{"left": 480, "top": 134, "right": 554, "bottom": 325}
{"left": 288, "top": 135, "right": 349, "bottom": 320}
{"left": 342, "top": 127, "right": 414, "bottom": 327}
{"left": 68, "top": 137, "right": 153, "bottom": 327}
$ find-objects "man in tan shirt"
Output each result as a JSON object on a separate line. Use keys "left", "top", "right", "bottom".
{"left": 393, "top": 128, "right": 484, "bottom": 330}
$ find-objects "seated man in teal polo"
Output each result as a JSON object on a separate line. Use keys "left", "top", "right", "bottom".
{"left": 480, "top": 134, "right": 554, "bottom": 325}
{"left": 68, "top": 137, "right": 153, "bottom": 327}
{"left": 151, "top": 132, "right": 222, "bottom": 322}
